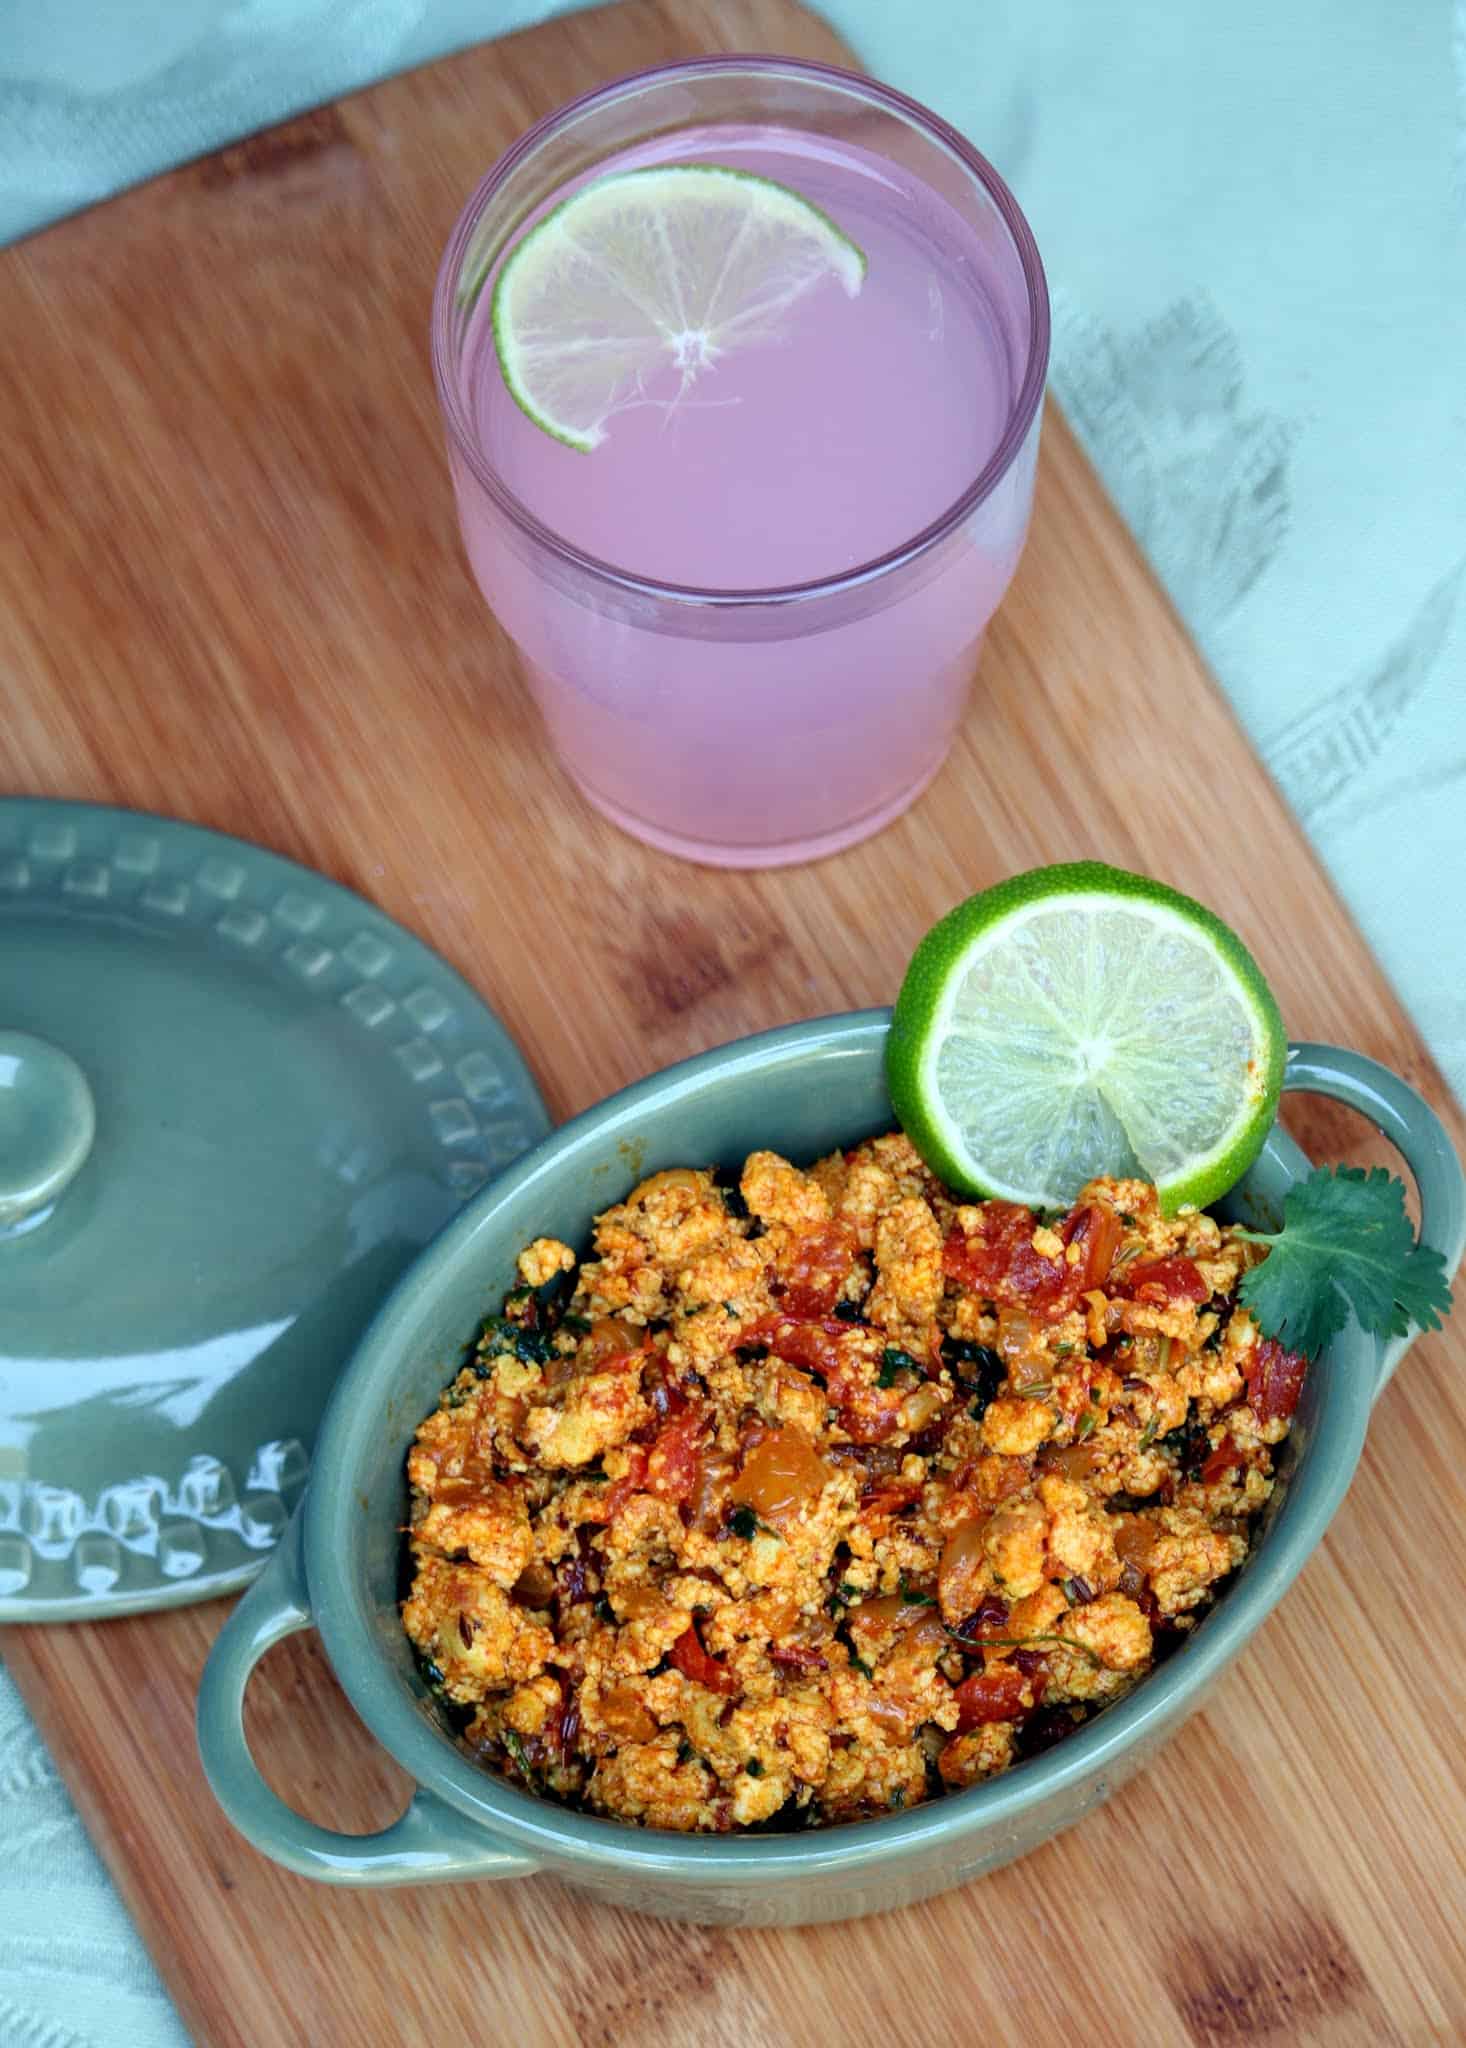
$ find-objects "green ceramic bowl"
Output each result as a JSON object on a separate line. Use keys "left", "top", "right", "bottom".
{"left": 197, "top": 1014, "right": 1464, "bottom": 1925}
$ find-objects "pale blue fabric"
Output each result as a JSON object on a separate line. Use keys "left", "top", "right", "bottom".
{"left": 0, "top": 1679, "right": 190, "bottom": 2047}
{"left": 1, "top": 4, "right": 1462, "bottom": 2040}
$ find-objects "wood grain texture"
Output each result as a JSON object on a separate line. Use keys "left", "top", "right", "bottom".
{"left": 2, "top": 3, "right": 1463, "bottom": 2043}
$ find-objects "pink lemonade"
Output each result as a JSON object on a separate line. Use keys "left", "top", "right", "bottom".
{"left": 435, "top": 65, "right": 1047, "bottom": 865}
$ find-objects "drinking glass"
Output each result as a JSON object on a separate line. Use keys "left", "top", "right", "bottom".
{"left": 432, "top": 58, "right": 1049, "bottom": 867}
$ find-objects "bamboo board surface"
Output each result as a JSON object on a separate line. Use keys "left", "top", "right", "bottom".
{"left": 1, "top": 3, "right": 1464, "bottom": 2042}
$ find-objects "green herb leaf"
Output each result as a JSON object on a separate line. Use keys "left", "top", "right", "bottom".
{"left": 728, "top": 1504, "right": 760, "bottom": 1541}
{"left": 1138, "top": 1414, "right": 1159, "bottom": 1452}
{"left": 1074, "top": 1408, "right": 1098, "bottom": 1442}
{"left": 501, "top": 1728, "right": 534, "bottom": 1782}
{"left": 1235, "top": 1166, "right": 1453, "bottom": 1356}
{"left": 878, "top": 1347, "right": 919, "bottom": 1388}
{"left": 594, "top": 1592, "right": 615, "bottom": 1623}
{"left": 898, "top": 1573, "right": 935, "bottom": 1607}
{"left": 560, "top": 1313, "right": 592, "bottom": 1337}
{"left": 476, "top": 1315, "right": 553, "bottom": 1368}
{"left": 744, "top": 1758, "right": 764, "bottom": 1777}
{"left": 847, "top": 1648, "right": 875, "bottom": 1680}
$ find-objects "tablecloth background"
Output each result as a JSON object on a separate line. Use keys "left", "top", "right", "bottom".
{"left": 2, "top": 4, "right": 1462, "bottom": 2042}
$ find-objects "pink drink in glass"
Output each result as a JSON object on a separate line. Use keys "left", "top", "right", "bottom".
{"left": 433, "top": 61, "right": 1048, "bottom": 867}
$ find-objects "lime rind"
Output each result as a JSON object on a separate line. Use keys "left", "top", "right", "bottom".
{"left": 489, "top": 163, "right": 866, "bottom": 452}
{"left": 887, "top": 862, "right": 1286, "bottom": 1215}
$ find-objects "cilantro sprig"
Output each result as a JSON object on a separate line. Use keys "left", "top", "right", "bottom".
{"left": 1235, "top": 1165, "right": 1453, "bottom": 1357}
{"left": 878, "top": 1346, "right": 920, "bottom": 1388}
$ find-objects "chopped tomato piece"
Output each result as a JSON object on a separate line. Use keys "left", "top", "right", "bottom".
{"left": 941, "top": 1203, "right": 1093, "bottom": 1321}
{"left": 1243, "top": 1337, "right": 1307, "bottom": 1423}
{"left": 1200, "top": 1434, "right": 1245, "bottom": 1484}
{"left": 779, "top": 1221, "right": 858, "bottom": 1317}
{"left": 645, "top": 1411, "right": 703, "bottom": 1505}
{"left": 598, "top": 1448, "right": 648, "bottom": 1523}
{"left": 741, "top": 1314, "right": 902, "bottom": 1444}
{"left": 1061, "top": 1201, "right": 1123, "bottom": 1291}
{"left": 952, "top": 1664, "right": 1033, "bottom": 1732}
{"left": 943, "top": 1205, "right": 1054, "bottom": 1303}
{"left": 742, "top": 1312, "right": 848, "bottom": 1378}
{"left": 669, "top": 1622, "right": 737, "bottom": 1696}
{"left": 840, "top": 1404, "right": 903, "bottom": 1445}
{"left": 1121, "top": 1256, "right": 1208, "bottom": 1305}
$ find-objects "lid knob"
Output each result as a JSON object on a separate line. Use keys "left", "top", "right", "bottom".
{"left": 0, "top": 1031, "right": 96, "bottom": 1228}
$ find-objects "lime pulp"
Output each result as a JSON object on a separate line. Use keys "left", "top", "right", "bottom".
{"left": 886, "top": 862, "right": 1286, "bottom": 1214}
{"left": 488, "top": 164, "right": 866, "bottom": 451}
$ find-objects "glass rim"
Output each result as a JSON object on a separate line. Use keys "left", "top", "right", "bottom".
{"left": 430, "top": 54, "right": 1051, "bottom": 608}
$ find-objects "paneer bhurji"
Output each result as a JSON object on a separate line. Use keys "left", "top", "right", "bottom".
{"left": 402, "top": 1135, "right": 1306, "bottom": 1831}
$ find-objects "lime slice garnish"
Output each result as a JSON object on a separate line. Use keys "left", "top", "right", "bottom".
{"left": 489, "top": 164, "right": 866, "bottom": 451}
{"left": 886, "top": 862, "right": 1286, "bottom": 1214}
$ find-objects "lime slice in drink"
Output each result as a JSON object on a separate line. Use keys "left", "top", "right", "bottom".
{"left": 887, "top": 862, "right": 1286, "bottom": 1214}
{"left": 489, "top": 164, "right": 866, "bottom": 451}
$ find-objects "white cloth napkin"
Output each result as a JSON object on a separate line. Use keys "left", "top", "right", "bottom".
{"left": 1, "top": 5, "right": 1462, "bottom": 2043}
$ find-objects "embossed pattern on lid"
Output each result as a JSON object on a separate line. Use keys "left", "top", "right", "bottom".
{"left": 0, "top": 799, "right": 550, "bottom": 1621}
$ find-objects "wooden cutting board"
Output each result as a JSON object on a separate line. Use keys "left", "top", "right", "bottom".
{"left": 2, "top": 3, "right": 1463, "bottom": 2042}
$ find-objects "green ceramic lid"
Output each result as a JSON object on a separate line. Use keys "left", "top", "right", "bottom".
{"left": 0, "top": 799, "right": 550, "bottom": 1622}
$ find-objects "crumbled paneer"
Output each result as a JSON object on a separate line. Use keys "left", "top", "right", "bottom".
{"left": 402, "top": 1149, "right": 1306, "bottom": 1830}
{"left": 517, "top": 1237, "right": 576, "bottom": 1288}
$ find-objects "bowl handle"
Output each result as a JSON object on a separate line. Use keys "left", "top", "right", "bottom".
{"left": 196, "top": 1507, "right": 542, "bottom": 1887}
{"left": 1281, "top": 1042, "right": 1466, "bottom": 1399}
